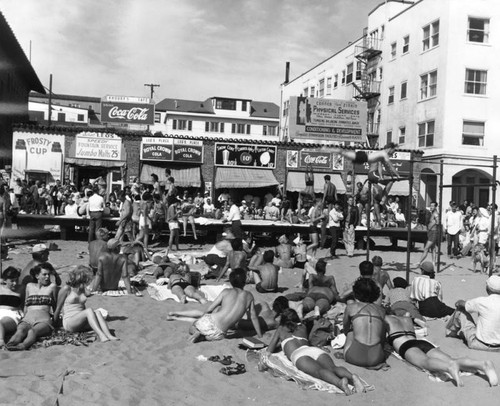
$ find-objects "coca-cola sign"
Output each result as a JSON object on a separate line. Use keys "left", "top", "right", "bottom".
{"left": 101, "top": 101, "right": 155, "bottom": 125}
{"left": 299, "top": 151, "right": 332, "bottom": 169}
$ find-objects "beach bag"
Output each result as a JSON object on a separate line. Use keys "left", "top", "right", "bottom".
{"left": 308, "top": 317, "right": 334, "bottom": 347}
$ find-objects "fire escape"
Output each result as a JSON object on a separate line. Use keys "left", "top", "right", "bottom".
{"left": 353, "top": 29, "right": 382, "bottom": 148}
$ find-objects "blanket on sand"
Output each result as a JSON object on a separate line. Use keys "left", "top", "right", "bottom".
{"left": 147, "top": 283, "right": 230, "bottom": 302}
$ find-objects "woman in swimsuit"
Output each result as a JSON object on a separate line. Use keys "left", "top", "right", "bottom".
{"left": 343, "top": 277, "right": 387, "bottom": 368}
{"left": 0, "top": 267, "right": 23, "bottom": 349}
{"left": 267, "top": 309, "right": 366, "bottom": 396}
{"left": 168, "top": 263, "right": 207, "bottom": 304}
{"left": 54, "top": 266, "right": 119, "bottom": 342}
{"left": 135, "top": 192, "right": 153, "bottom": 259}
{"left": 7, "top": 263, "right": 58, "bottom": 350}
{"left": 386, "top": 313, "right": 498, "bottom": 387}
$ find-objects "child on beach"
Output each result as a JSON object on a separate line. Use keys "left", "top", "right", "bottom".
{"left": 249, "top": 250, "right": 279, "bottom": 293}
{"left": 167, "top": 268, "right": 262, "bottom": 343}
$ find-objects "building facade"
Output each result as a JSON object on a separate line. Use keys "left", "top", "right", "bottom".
{"left": 0, "top": 12, "right": 45, "bottom": 167}
{"left": 280, "top": 0, "right": 500, "bottom": 208}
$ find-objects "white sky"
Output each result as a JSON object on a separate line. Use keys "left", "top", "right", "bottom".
{"left": 1, "top": 0, "right": 382, "bottom": 104}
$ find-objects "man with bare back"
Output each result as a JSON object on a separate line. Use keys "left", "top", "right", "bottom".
{"left": 92, "top": 238, "right": 132, "bottom": 294}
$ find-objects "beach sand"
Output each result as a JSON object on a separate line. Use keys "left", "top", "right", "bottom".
{"left": 1, "top": 236, "right": 500, "bottom": 406}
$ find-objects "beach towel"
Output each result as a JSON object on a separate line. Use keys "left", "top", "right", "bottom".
{"left": 257, "top": 350, "right": 374, "bottom": 394}
{"left": 31, "top": 330, "right": 97, "bottom": 349}
{"left": 99, "top": 281, "right": 143, "bottom": 296}
{"left": 147, "top": 283, "right": 230, "bottom": 302}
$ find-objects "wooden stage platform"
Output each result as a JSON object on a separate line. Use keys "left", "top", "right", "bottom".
{"left": 16, "top": 214, "right": 428, "bottom": 244}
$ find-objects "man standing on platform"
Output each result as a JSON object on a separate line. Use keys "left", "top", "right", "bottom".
{"left": 223, "top": 197, "right": 242, "bottom": 239}
{"left": 328, "top": 201, "right": 344, "bottom": 259}
{"left": 322, "top": 175, "right": 337, "bottom": 212}
{"left": 445, "top": 201, "right": 463, "bottom": 258}
{"left": 86, "top": 187, "right": 105, "bottom": 243}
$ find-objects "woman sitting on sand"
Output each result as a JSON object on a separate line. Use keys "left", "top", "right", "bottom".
{"left": 53, "top": 266, "right": 119, "bottom": 342}
{"left": 168, "top": 262, "right": 207, "bottom": 304}
{"left": 267, "top": 308, "right": 366, "bottom": 396}
{"left": 7, "top": 263, "right": 58, "bottom": 350}
{"left": 385, "top": 313, "right": 498, "bottom": 387}
{"left": 0, "top": 267, "right": 23, "bottom": 349}
{"left": 343, "top": 278, "right": 387, "bottom": 369}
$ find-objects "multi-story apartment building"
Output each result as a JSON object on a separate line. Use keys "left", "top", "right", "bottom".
{"left": 151, "top": 97, "right": 279, "bottom": 141}
{"left": 281, "top": 0, "right": 500, "bottom": 208}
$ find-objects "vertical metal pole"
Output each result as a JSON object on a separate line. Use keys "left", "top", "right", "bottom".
{"left": 405, "top": 152, "right": 414, "bottom": 283}
{"left": 48, "top": 74, "right": 53, "bottom": 127}
{"left": 366, "top": 180, "right": 371, "bottom": 261}
{"left": 437, "top": 160, "right": 444, "bottom": 273}
{"left": 489, "top": 155, "right": 497, "bottom": 276}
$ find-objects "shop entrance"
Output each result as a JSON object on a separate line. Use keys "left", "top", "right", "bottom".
{"left": 70, "top": 166, "right": 123, "bottom": 195}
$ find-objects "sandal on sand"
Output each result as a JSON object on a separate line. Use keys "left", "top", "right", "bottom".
{"left": 220, "top": 363, "right": 246, "bottom": 376}
{"left": 209, "top": 355, "right": 233, "bottom": 365}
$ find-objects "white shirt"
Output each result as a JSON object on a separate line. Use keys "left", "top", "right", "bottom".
{"left": 395, "top": 211, "right": 406, "bottom": 222}
{"left": 445, "top": 210, "right": 463, "bottom": 235}
{"left": 203, "top": 203, "right": 215, "bottom": 214}
{"left": 226, "top": 204, "right": 241, "bottom": 221}
{"left": 465, "top": 294, "right": 500, "bottom": 345}
{"left": 328, "top": 207, "right": 344, "bottom": 227}
{"left": 65, "top": 203, "right": 79, "bottom": 216}
{"left": 88, "top": 193, "right": 105, "bottom": 212}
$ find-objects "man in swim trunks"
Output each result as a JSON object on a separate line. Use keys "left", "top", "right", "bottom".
{"left": 92, "top": 238, "right": 132, "bottom": 294}
{"left": 249, "top": 250, "right": 279, "bottom": 293}
{"left": 189, "top": 268, "right": 263, "bottom": 342}
{"left": 322, "top": 175, "right": 337, "bottom": 212}
{"left": 89, "top": 228, "right": 110, "bottom": 274}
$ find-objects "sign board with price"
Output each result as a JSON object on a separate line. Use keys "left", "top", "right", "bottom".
{"left": 140, "top": 137, "right": 203, "bottom": 163}
{"left": 214, "top": 142, "right": 277, "bottom": 168}
{"left": 75, "top": 132, "right": 122, "bottom": 161}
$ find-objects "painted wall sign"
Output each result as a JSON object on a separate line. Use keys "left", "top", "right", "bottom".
{"left": 75, "top": 132, "right": 122, "bottom": 161}
{"left": 11, "top": 131, "right": 65, "bottom": 185}
{"left": 214, "top": 143, "right": 276, "bottom": 168}
{"left": 288, "top": 97, "right": 367, "bottom": 142}
{"left": 101, "top": 100, "right": 155, "bottom": 125}
{"left": 354, "top": 150, "right": 411, "bottom": 174}
{"left": 286, "top": 149, "right": 344, "bottom": 170}
{"left": 140, "top": 138, "right": 203, "bottom": 163}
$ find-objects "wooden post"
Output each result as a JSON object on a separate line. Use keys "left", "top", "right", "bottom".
{"left": 489, "top": 155, "right": 497, "bottom": 276}
{"left": 437, "top": 160, "right": 444, "bottom": 274}
{"left": 405, "top": 152, "right": 414, "bottom": 282}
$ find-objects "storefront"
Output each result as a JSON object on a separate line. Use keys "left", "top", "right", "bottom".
{"left": 139, "top": 137, "right": 203, "bottom": 190}
{"left": 10, "top": 131, "right": 65, "bottom": 186}
{"left": 214, "top": 142, "right": 279, "bottom": 201}
{"left": 285, "top": 149, "right": 346, "bottom": 198}
{"left": 64, "top": 131, "right": 127, "bottom": 194}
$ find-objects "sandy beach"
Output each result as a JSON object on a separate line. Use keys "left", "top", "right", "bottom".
{"left": 1, "top": 235, "right": 500, "bottom": 406}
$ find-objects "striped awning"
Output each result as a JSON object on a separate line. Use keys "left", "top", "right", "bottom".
{"left": 140, "top": 163, "right": 201, "bottom": 187}
{"left": 215, "top": 167, "right": 278, "bottom": 189}
{"left": 286, "top": 172, "right": 346, "bottom": 194}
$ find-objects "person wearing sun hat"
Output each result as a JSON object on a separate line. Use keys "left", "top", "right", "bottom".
{"left": 446, "top": 275, "right": 500, "bottom": 351}
{"left": 19, "top": 244, "right": 52, "bottom": 286}
{"left": 409, "top": 261, "right": 454, "bottom": 318}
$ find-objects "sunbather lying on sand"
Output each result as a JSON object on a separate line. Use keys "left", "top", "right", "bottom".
{"left": 166, "top": 268, "right": 262, "bottom": 343}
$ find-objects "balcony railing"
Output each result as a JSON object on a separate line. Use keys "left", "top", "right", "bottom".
{"left": 353, "top": 80, "right": 381, "bottom": 101}
{"left": 355, "top": 37, "right": 382, "bottom": 60}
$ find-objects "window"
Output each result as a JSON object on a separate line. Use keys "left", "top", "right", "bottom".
{"left": 402, "top": 35, "right": 410, "bottom": 54}
{"left": 216, "top": 99, "right": 236, "bottom": 110}
{"left": 387, "top": 130, "right": 393, "bottom": 144}
{"left": 334, "top": 74, "right": 338, "bottom": 89}
{"left": 57, "top": 113, "right": 66, "bottom": 122}
{"left": 401, "top": 81, "right": 407, "bottom": 99}
{"left": 420, "top": 70, "right": 437, "bottom": 100}
{"left": 422, "top": 20, "right": 439, "bottom": 51}
{"left": 346, "top": 63, "right": 353, "bottom": 84}
{"left": 418, "top": 120, "right": 435, "bottom": 147}
{"left": 319, "top": 79, "right": 325, "bottom": 97}
{"left": 326, "top": 77, "right": 332, "bottom": 95}
{"left": 468, "top": 17, "right": 489, "bottom": 43}
{"left": 388, "top": 87, "right": 395, "bottom": 104}
{"left": 283, "top": 100, "right": 289, "bottom": 117}
{"left": 341, "top": 70, "right": 346, "bottom": 85}
{"left": 241, "top": 101, "right": 247, "bottom": 111}
{"left": 464, "top": 69, "right": 487, "bottom": 95}
{"left": 231, "top": 124, "right": 250, "bottom": 134}
{"left": 77, "top": 114, "right": 85, "bottom": 122}
{"left": 154, "top": 112, "right": 161, "bottom": 123}
{"left": 356, "top": 62, "right": 362, "bottom": 81}
{"left": 310, "top": 86, "right": 315, "bottom": 97}
{"left": 399, "top": 127, "right": 406, "bottom": 144}
{"left": 263, "top": 125, "right": 277, "bottom": 136}
{"left": 173, "top": 119, "right": 192, "bottom": 130}
{"left": 378, "top": 67, "right": 383, "bottom": 80}
{"left": 391, "top": 42, "right": 397, "bottom": 58}
{"left": 462, "top": 121, "right": 484, "bottom": 146}
{"left": 303, "top": 88, "right": 308, "bottom": 97}
{"left": 205, "top": 122, "right": 224, "bottom": 132}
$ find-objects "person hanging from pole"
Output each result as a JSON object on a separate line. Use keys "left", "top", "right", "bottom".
{"left": 416, "top": 201, "right": 440, "bottom": 268}
{"left": 326, "top": 143, "right": 401, "bottom": 185}
{"left": 298, "top": 164, "right": 315, "bottom": 212}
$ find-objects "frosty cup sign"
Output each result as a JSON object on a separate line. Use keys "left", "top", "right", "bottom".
{"left": 101, "top": 101, "right": 155, "bottom": 125}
